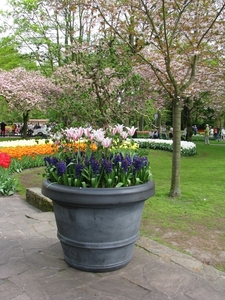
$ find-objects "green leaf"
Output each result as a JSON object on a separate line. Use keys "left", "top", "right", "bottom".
{"left": 115, "top": 182, "right": 124, "bottom": 188}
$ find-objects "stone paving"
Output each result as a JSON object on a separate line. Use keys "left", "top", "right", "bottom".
{"left": 1, "top": 194, "right": 225, "bottom": 300}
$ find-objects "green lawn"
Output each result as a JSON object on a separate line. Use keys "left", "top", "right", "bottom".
{"left": 140, "top": 140, "right": 225, "bottom": 271}
{"left": 144, "top": 140, "right": 225, "bottom": 224}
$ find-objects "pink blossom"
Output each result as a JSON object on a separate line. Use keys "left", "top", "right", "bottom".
{"left": 101, "top": 137, "right": 112, "bottom": 148}
{"left": 92, "top": 129, "right": 105, "bottom": 142}
{"left": 64, "top": 128, "right": 78, "bottom": 141}
{"left": 109, "top": 126, "right": 117, "bottom": 135}
{"left": 120, "top": 131, "right": 128, "bottom": 139}
{"left": 126, "top": 126, "right": 138, "bottom": 137}
{"left": 76, "top": 127, "right": 84, "bottom": 139}
{"left": 54, "top": 138, "right": 61, "bottom": 146}
{"left": 115, "top": 124, "right": 124, "bottom": 134}
{"left": 89, "top": 133, "right": 95, "bottom": 141}
{"left": 84, "top": 127, "right": 92, "bottom": 137}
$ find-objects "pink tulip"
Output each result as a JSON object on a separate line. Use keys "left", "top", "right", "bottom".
{"left": 84, "top": 127, "right": 92, "bottom": 137}
{"left": 93, "top": 129, "right": 105, "bottom": 142}
{"left": 115, "top": 124, "right": 124, "bottom": 134}
{"left": 89, "top": 133, "right": 95, "bottom": 141}
{"left": 101, "top": 137, "right": 112, "bottom": 148}
{"left": 109, "top": 127, "right": 117, "bottom": 135}
{"left": 126, "top": 126, "right": 138, "bottom": 137}
{"left": 120, "top": 131, "right": 128, "bottom": 139}
{"left": 76, "top": 127, "right": 84, "bottom": 138}
{"left": 64, "top": 128, "right": 78, "bottom": 140}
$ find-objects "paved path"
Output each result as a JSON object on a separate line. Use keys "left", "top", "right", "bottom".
{"left": 1, "top": 194, "right": 225, "bottom": 300}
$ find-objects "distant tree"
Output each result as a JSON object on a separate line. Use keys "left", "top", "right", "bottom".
{"left": 0, "top": 67, "right": 62, "bottom": 137}
{"left": 0, "top": 37, "right": 37, "bottom": 71}
{"left": 3, "top": 0, "right": 97, "bottom": 74}
{"left": 52, "top": 42, "right": 151, "bottom": 127}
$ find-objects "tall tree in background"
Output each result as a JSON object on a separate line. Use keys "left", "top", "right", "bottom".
{"left": 4, "top": 0, "right": 97, "bottom": 74}
{"left": 0, "top": 37, "right": 37, "bottom": 71}
{"left": 95, "top": 0, "right": 225, "bottom": 196}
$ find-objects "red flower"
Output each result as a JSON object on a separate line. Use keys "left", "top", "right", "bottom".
{"left": 0, "top": 152, "right": 11, "bottom": 168}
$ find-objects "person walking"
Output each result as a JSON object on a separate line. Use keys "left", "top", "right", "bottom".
{"left": 153, "top": 129, "right": 159, "bottom": 139}
{"left": 0, "top": 121, "right": 7, "bottom": 137}
{"left": 204, "top": 124, "right": 210, "bottom": 145}
{"left": 161, "top": 124, "right": 167, "bottom": 139}
{"left": 148, "top": 130, "right": 153, "bottom": 138}
{"left": 192, "top": 125, "right": 198, "bottom": 135}
{"left": 169, "top": 126, "right": 173, "bottom": 139}
{"left": 221, "top": 128, "right": 225, "bottom": 140}
{"left": 183, "top": 127, "right": 187, "bottom": 140}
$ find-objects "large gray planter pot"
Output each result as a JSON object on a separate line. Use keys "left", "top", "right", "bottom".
{"left": 42, "top": 180, "right": 155, "bottom": 272}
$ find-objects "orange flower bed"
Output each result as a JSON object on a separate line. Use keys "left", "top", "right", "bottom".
{"left": 0, "top": 144, "right": 55, "bottom": 160}
{"left": 0, "top": 142, "right": 97, "bottom": 160}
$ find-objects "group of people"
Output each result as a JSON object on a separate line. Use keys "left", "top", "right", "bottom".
{"left": 204, "top": 124, "right": 225, "bottom": 144}
{"left": 148, "top": 125, "right": 173, "bottom": 139}
{"left": 182, "top": 125, "right": 198, "bottom": 140}
{"left": 0, "top": 122, "right": 40, "bottom": 136}
{"left": 11, "top": 123, "right": 21, "bottom": 134}
{"left": 147, "top": 123, "right": 225, "bottom": 143}
{"left": 148, "top": 129, "right": 159, "bottom": 139}
{"left": 0, "top": 122, "right": 24, "bottom": 136}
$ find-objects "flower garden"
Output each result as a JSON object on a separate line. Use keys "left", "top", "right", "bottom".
{"left": 134, "top": 138, "right": 197, "bottom": 156}
{"left": 0, "top": 136, "right": 196, "bottom": 196}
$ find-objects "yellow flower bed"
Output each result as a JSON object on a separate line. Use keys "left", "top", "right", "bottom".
{"left": 64, "top": 142, "right": 97, "bottom": 152}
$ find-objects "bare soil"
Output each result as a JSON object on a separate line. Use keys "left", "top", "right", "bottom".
{"left": 18, "top": 168, "right": 225, "bottom": 272}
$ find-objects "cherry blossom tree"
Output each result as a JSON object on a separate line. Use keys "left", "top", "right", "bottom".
{"left": 94, "top": 0, "right": 225, "bottom": 196}
{"left": 0, "top": 67, "right": 62, "bottom": 137}
{"left": 52, "top": 43, "right": 152, "bottom": 127}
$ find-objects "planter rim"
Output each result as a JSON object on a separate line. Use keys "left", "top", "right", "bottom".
{"left": 42, "top": 179, "right": 155, "bottom": 206}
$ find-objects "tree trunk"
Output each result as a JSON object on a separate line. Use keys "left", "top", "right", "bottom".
{"left": 156, "top": 110, "right": 161, "bottom": 137}
{"left": 169, "top": 99, "right": 182, "bottom": 197}
{"left": 182, "top": 102, "right": 193, "bottom": 141}
{"left": 22, "top": 112, "right": 29, "bottom": 138}
{"left": 139, "top": 116, "right": 144, "bottom": 131}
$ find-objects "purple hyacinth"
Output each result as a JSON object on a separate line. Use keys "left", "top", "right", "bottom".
{"left": 113, "top": 153, "right": 123, "bottom": 164}
{"left": 75, "top": 163, "right": 84, "bottom": 177}
{"left": 89, "top": 157, "right": 101, "bottom": 175}
{"left": 57, "top": 161, "right": 67, "bottom": 176}
{"left": 102, "top": 158, "right": 113, "bottom": 174}
{"left": 133, "top": 156, "right": 148, "bottom": 171}
{"left": 44, "top": 156, "right": 51, "bottom": 165}
{"left": 121, "top": 155, "right": 132, "bottom": 172}
{"left": 44, "top": 156, "right": 59, "bottom": 166}
{"left": 51, "top": 157, "right": 59, "bottom": 166}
